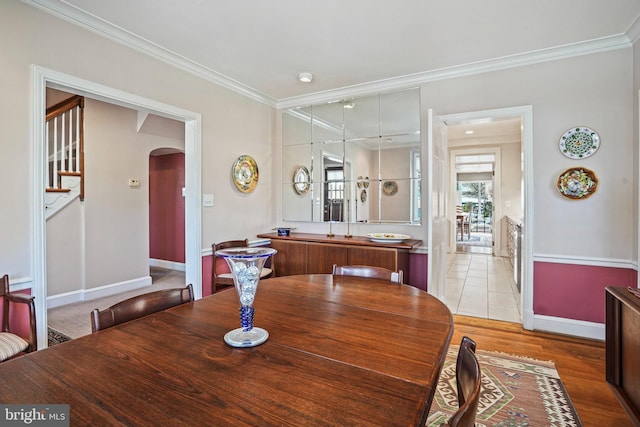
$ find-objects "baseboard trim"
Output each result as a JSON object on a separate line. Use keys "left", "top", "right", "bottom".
{"left": 149, "top": 258, "right": 186, "bottom": 271}
{"left": 532, "top": 314, "right": 604, "bottom": 341}
{"left": 47, "top": 276, "right": 152, "bottom": 309}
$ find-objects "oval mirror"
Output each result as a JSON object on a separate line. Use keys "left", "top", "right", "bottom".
{"left": 293, "top": 166, "right": 311, "bottom": 195}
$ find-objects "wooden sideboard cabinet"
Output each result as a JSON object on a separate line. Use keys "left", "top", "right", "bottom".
{"left": 606, "top": 286, "right": 640, "bottom": 426}
{"left": 257, "top": 232, "right": 422, "bottom": 279}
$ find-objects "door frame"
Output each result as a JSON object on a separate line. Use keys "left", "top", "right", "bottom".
{"left": 448, "top": 146, "right": 502, "bottom": 255}
{"left": 31, "top": 66, "right": 202, "bottom": 349}
{"left": 441, "top": 106, "right": 533, "bottom": 329}
{"left": 426, "top": 109, "right": 448, "bottom": 300}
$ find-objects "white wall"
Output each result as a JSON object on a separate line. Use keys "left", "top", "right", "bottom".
{"left": 0, "top": 2, "right": 275, "bottom": 285}
{"left": 421, "top": 48, "right": 634, "bottom": 262}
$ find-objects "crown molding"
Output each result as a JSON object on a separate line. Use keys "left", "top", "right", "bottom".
{"left": 22, "top": 0, "right": 279, "bottom": 107}
{"left": 23, "top": 1, "right": 636, "bottom": 110}
{"left": 626, "top": 14, "right": 640, "bottom": 44}
{"left": 276, "top": 34, "right": 632, "bottom": 109}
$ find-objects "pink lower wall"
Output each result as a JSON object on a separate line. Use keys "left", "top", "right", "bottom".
{"left": 408, "top": 253, "right": 428, "bottom": 291}
{"left": 533, "top": 261, "right": 637, "bottom": 323}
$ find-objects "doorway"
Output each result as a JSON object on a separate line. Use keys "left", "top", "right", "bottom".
{"left": 323, "top": 165, "right": 344, "bottom": 222}
{"left": 454, "top": 151, "right": 496, "bottom": 255}
{"left": 32, "top": 66, "right": 202, "bottom": 349}
{"left": 149, "top": 150, "right": 186, "bottom": 269}
{"left": 441, "top": 106, "right": 532, "bottom": 327}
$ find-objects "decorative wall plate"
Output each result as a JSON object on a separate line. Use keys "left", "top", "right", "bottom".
{"left": 363, "top": 177, "right": 370, "bottom": 189}
{"left": 556, "top": 167, "right": 598, "bottom": 200}
{"left": 559, "top": 127, "right": 600, "bottom": 159}
{"left": 365, "top": 233, "right": 411, "bottom": 244}
{"left": 383, "top": 180, "right": 398, "bottom": 196}
{"left": 357, "top": 176, "right": 364, "bottom": 189}
{"left": 292, "top": 166, "right": 310, "bottom": 195}
{"left": 232, "top": 155, "right": 259, "bottom": 193}
{"left": 360, "top": 189, "right": 367, "bottom": 202}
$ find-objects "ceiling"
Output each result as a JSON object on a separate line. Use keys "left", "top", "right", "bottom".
{"left": 25, "top": 0, "right": 640, "bottom": 108}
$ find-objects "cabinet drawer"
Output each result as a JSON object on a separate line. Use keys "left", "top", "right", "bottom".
{"left": 348, "top": 246, "right": 397, "bottom": 271}
{"left": 307, "top": 243, "right": 348, "bottom": 274}
{"left": 271, "top": 240, "right": 307, "bottom": 276}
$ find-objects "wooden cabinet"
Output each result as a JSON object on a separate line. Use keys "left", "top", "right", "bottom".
{"left": 258, "top": 232, "right": 421, "bottom": 280}
{"left": 270, "top": 240, "right": 307, "bottom": 277}
{"left": 306, "top": 243, "right": 348, "bottom": 274}
{"left": 606, "top": 286, "right": 640, "bottom": 426}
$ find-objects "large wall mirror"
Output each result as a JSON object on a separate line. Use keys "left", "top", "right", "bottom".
{"left": 282, "top": 88, "right": 421, "bottom": 225}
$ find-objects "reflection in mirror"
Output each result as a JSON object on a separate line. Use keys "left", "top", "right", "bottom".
{"left": 293, "top": 166, "right": 310, "bottom": 195}
{"left": 282, "top": 87, "right": 421, "bottom": 225}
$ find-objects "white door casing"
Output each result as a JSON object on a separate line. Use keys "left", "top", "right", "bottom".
{"left": 441, "top": 106, "right": 533, "bottom": 329}
{"left": 427, "top": 109, "right": 448, "bottom": 300}
{"left": 31, "top": 66, "right": 202, "bottom": 349}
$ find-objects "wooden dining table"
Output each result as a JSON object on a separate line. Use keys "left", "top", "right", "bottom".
{"left": 0, "top": 274, "right": 453, "bottom": 426}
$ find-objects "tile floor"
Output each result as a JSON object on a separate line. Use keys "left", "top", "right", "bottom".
{"left": 445, "top": 252, "right": 521, "bottom": 323}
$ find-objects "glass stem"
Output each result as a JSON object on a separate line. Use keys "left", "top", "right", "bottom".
{"left": 240, "top": 306, "right": 255, "bottom": 331}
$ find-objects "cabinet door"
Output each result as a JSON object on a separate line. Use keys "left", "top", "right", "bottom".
{"left": 307, "top": 244, "right": 348, "bottom": 274}
{"left": 271, "top": 240, "right": 307, "bottom": 276}
{"left": 348, "top": 247, "right": 397, "bottom": 271}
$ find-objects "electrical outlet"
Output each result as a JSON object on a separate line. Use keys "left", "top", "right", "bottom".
{"left": 128, "top": 178, "right": 140, "bottom": 188}
{"left": 203, "top": 194, "right": 214, "bottom": 207}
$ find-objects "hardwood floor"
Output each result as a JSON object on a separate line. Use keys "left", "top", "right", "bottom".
{"left": 452, "top": 315, "right": 632, "bottom": 426}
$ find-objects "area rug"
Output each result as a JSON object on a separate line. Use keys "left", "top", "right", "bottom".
{"left": 48, "top": 327, "right": 72, "bottom": 347}
{"left": 457, "top": 234, "right": 492, "bottom": 247}
{"left": 427, "top": 347, "right": 582, "bottom": 427}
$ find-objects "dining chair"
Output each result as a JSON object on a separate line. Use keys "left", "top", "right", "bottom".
{"left": 332, "top": 264, "right": 403, "bottom": 284}
{"left": 0, "top": 274, "right": 37, "bottom": 361}
{"left": 443, "top": 336, "right": 482, "bottom": 427}
{"left": 212, "top": 239, "right": 274, "bottom": 293}
{"left": 456, "top": 205, "right": 470, "bottom": 241}
{"left": 90, "top": 284, "right": 194, "bottom": 333}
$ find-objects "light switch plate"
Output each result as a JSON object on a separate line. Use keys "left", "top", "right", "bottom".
{"left": 203, "top": 194, "right": 214, "bottom": 207}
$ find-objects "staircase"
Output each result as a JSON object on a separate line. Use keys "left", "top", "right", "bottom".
{"left": 45, "top": 95, "right": 84, "bottom": 219}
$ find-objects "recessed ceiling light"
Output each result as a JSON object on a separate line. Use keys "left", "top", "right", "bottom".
{"left": 465, "top": 130, "right": 474, "bottom": 135}
{"left": 298, "top": 72, "right": 313, "bottom": 83}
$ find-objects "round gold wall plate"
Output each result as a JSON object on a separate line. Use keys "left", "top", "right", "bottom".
{"left": 232, "top": 155, "right": 259, "bottom": 193}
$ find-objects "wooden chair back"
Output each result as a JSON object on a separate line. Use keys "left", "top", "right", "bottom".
{"left": 0, "top": 274, "right": 37, "bottom": 360}
{"left": 444, "top": 336, "right": 481, "bottom": 427}
{"left": 91, "top": 284, "right": 194, "bottom": 333}
{"left": 332, "top": 264, "right": 403, "bottom": 284}
{"left": 212, "top": 240, "right": 274, "bottom": 293}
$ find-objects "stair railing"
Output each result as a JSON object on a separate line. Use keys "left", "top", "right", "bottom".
{"left": 45, "top": 95, "right": 84, "bottom": 201}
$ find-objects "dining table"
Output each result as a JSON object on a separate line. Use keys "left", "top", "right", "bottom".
{"left": 0, "top": 274, "right": 453, "bottom": 426}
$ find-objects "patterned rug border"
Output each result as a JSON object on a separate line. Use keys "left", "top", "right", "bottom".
{"left": 467, "top": 347, "right": 556, "bottom": 368}
{"left": 48, "top": 327, "right": 72, "bottom": 347}
{"left": 428, "top": 346, "right": 582, "bottom": 427}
